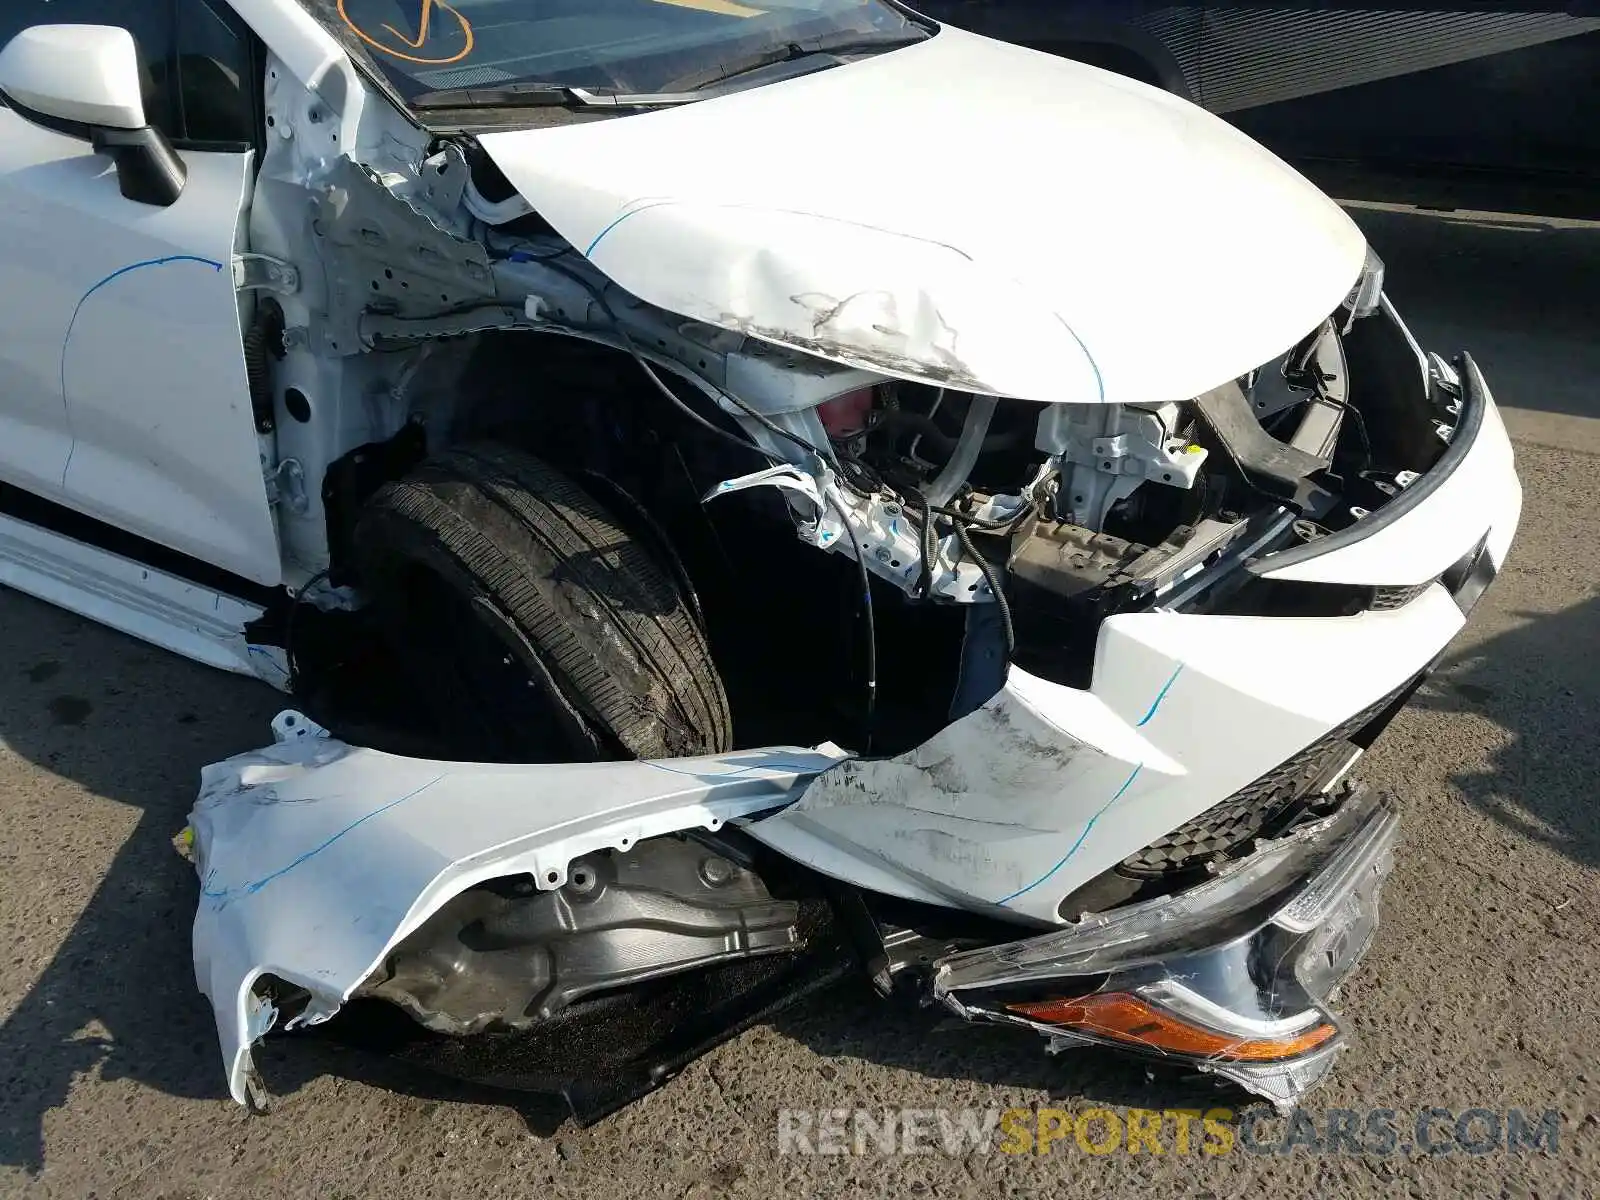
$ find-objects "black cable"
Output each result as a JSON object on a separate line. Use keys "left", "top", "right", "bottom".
{"left": 953, "top": 518, "right": 1014, "bottom": 656}
{"left": 1336, "top": 397, "right": 1374, "bottom": 472}
{"left": 608, "top": 330, "right": 783, "bottom": 464}
{"left": 522, "top": 254, "right": 881, "bottom": 745}
{"left": 871, "top": 408, "right": 1024, "bottom": 457}
{"left": 646, "top": 362, "right": 784, "bottom": 464}
{"left": 710, "top": 377, "right": 837, "bottom": 463}
{"left": 890, "top": 482, "right": 938, "bottom": 601}
{"left": 913, "top": 487, "right": 937, "bottom": 600}
{"left": 284, "top": 569, "right": 331, "bottom": 696}
{"left": 577, "top": 468, "right": 707, "bottom": 631}
{"left": 825, "top": 487, "right": 877, "bottom": 753}
{"left": 834, "top": 451, "right": 886, "bottom": 499}
{"left": 931, "top": 498, "right": 1031, "bottom": 532}
{"left": 892, "top": 464, "right": 1020, "bottom": 657}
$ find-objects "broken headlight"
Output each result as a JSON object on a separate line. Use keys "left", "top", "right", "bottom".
{"left": 932, "top": 787, "right": 1398, "bottom": 1106}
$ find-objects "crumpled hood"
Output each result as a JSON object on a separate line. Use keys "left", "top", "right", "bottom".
{"left": 478, "top": 26, "right": 1368, "bottom": 406}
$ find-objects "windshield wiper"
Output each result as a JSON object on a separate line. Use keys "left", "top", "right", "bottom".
{"left": 409, "top": 25, "right": 933, "bottom": 111}
{"left": 410, "top": 83, "right": 702, "bottom": 111}
{"left": 664, "top": 27, "right": 933, "bottom": 92}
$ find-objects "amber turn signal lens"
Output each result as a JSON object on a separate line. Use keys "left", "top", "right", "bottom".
{"left": 1006, "top": 992, "right": 1336, "bottom": 1062}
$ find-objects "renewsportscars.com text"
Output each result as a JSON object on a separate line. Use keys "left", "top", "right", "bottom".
{"left": 776, "top": 1105, "right": 1562, "bottom": 1157}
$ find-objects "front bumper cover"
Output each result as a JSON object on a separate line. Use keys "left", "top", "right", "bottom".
{"left": 748, "top": 329, "right": 1519, "bottom": 924}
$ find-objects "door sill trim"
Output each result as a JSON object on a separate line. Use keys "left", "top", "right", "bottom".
{"left": 0, "top": 511, "right": 284, "bottom": 686}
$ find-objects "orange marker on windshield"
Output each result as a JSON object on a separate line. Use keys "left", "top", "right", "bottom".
{"left": 338, "top": 0, "right": 475, "bottom": 66}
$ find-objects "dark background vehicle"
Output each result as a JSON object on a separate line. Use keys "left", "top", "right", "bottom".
{"left": 915, "top": 0, "right": 1600, "bottom": 213}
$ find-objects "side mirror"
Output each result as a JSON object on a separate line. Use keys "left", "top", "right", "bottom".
{"left": 0, "top": 24, "right": 186, "bottom": 207}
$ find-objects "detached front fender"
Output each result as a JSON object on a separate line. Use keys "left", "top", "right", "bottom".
{"left": 188, "top": 713, "right": 844, "bottom": 1104}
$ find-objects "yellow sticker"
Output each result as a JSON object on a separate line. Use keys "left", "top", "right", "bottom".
{"left": 647, "top": 0, "right": 768, "bottom": 17}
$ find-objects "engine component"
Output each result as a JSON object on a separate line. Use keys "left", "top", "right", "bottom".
{"left": 358, "top": 837, "right": 800, "bottom": 1035}
{"left": 705, "top": 462, "right": 1010, "bottom": 601}
{"left": 1004, "top": 518, "right": 1154, "bottom": 688}
{"left": 1193, "top": 380, "right": 1331, "bottom": 504}
{"left": 816, "top": 387, "right": 876, "bottom": 438}
{"left": 1036, "top": 401, "right": 1208, "bottom": 528}
{"left": 1007, "top": 518, "right": 1150, "bottom": 602}
{"left": 926, "top": 394, "right": 998, "bottom": 506}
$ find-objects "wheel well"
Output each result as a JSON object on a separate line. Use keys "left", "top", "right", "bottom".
{"left": 304, "top": 329, "right": 972, "bottom": 758}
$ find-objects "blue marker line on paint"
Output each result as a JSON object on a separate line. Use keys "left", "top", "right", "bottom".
{"left": 201, "top": 775, "right": 444, "bottom": 907}
{"left": 584, "top": 200, "right": 676, "bottom": 257}
{"left": 1137, "top": 665, "right": 1183, "bottom": 727}
{"left": 59, "top": 255, "right": 225, "bottom": 483}
{"left": 1058, "top": 317, "right": 1105, "bottom": 403}
{"left": 998, "top": 661, "right": 1184, "bottom": 905}
{"left": 996, "top": 763, "right": 1141, "bottom": 905}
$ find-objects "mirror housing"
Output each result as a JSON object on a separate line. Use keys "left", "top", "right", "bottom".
{"left": 0, "top": 24, "right": 186, "bottom": 207}
{"left": 0, "top": 24, "right": 146, "bottom": 129}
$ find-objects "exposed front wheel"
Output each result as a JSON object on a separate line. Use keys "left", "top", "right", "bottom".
{"left": 352, "top": 442, "right": 733, "bottom": 762}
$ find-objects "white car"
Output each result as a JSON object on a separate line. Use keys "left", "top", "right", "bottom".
{"left": 0, "top": 1, "right": 1519, "bottom": 1117}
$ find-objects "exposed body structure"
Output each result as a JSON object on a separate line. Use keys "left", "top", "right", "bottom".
{"left": 0, "top": 1, "right": 1519, "bottom": 1118}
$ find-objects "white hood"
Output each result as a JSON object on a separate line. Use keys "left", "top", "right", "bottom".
{"left": 478, "top": 27, "right": 1367, "bottom": 406}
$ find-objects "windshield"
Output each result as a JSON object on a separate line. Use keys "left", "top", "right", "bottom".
{"left": 310, "top": 0, "right": 927, "bottom": 101}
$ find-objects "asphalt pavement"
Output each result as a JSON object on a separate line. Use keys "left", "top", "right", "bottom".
{"left": 1, "top": 202, "right": 1597, "bottom": 1198}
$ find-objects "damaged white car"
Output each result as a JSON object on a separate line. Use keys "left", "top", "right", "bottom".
{"left": 0, "top": 0, "right": 1519, "bottom": 1118}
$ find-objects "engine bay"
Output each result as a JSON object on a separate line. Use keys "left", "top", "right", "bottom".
{"left": 252, "top": 138, "right": 1458, "bottom": 764}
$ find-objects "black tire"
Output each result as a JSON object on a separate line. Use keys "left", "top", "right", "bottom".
{"left": 352, "top": 442, "right": 733, "bottom": 762}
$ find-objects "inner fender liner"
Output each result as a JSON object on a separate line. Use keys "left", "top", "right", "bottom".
{"left": 371, "top": 897, "right": 853, "bottom": 1125}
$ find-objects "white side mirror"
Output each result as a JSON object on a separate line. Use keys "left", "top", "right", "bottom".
{"left": 0, "top": 23, "right": 185, "bottom": 206}
{"left": 0, "top": 24, "right": 147, "bottom": 130}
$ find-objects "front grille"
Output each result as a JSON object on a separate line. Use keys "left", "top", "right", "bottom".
{"left": 1119, "top": 682, "right": 1409, "bottom": 877}
{"left": 1371, "top": 579, "right": 1435, "bottom": 610}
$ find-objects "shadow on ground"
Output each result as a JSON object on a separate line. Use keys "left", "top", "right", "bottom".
{"left": 269, "top": 982, "right": 1218, "bottom": 1131}
{"left": 1415, "top": 589, "right": 1600, "bottom": 871}
{"left": 0, "top": 590, "right": 585, "bottom": 1172}
{"left": 0, "top": 591, "right": 281, "bottom": 1171}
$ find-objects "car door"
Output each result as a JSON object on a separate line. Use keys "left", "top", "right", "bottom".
{"left": 0, "top": 0, "right": 282, "bottom": 587}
